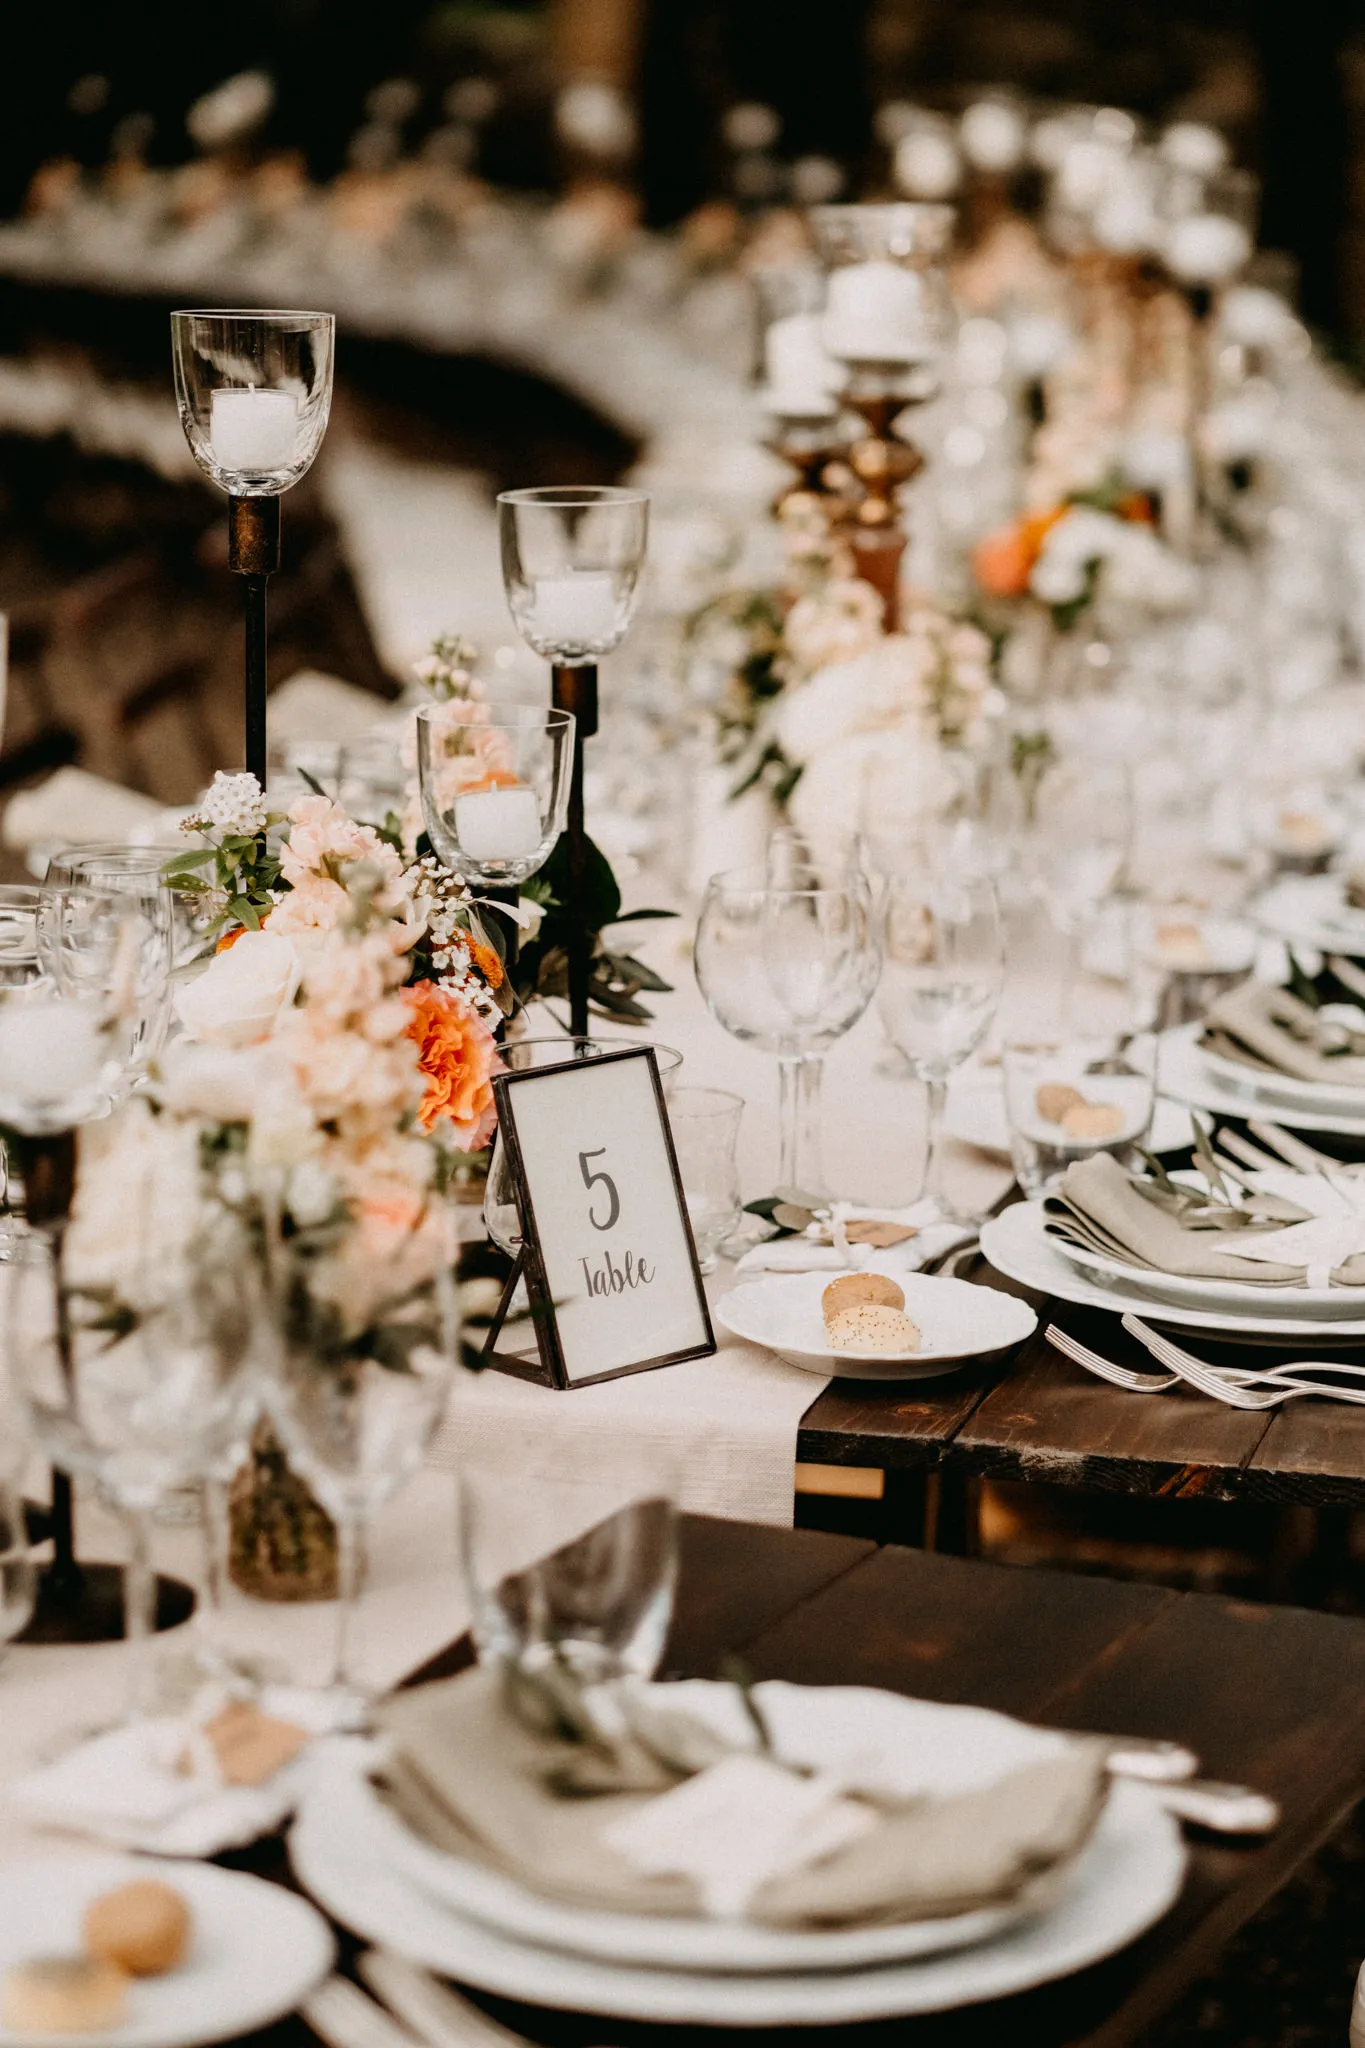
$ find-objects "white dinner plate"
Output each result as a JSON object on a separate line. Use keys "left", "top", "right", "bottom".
{"left": 1196, "top": 1038, "right": 1365, "bottom": 1116}
{"left": 1045, "top": 1223, "right": 1365, "bottom": 1319}
{"left": 946, "top": 1081, "right": 1193, "bottom": 1160}
{"left": 0, "top": 1855, "right": 333, "bottom": 2048}
{"left": 314, "top": 1683, "right": 1091, "bottom": 1975}
{"left": 716, "top": 1268, "right": 1037, "bottom": 1379}
{"left": 290, "top": 1774, "right": 1184, "bottom": 2026}
{"left": 1255, "top": 874, "right": 1365, "bottom": 956}
{"left": 1159, "top": 1024, "right": 1365, "bottom": 1138}
{"left": 981, "top": 1200, "right": 1365, "bottom": 1342}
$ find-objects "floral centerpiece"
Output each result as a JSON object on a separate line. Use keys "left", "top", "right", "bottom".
{"left": 687, "top": 500, "right": 1003, "bottom": 849}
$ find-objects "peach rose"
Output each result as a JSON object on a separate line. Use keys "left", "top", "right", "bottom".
{"left": 403, "top": 980, "right": 502, "bottom": 1147}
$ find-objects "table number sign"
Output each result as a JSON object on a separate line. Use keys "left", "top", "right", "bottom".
{"left": 481, "top": 1046, "right": 716, "bottom": 1387}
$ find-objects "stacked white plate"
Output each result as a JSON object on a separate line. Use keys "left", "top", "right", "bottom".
{"left": 1256, "top": 874, "right": 1365, "bottom": 958}
{"left": 1159, "top": 1022, "right": 1365, "bottom": 1139}
{"left": 289, "top": 1685, "right": 1185, "bottom": 2027}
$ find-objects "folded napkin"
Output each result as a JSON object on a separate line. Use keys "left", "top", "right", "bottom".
{"left": 377, "top": 1667, "right": 1106, "bottom": 1930}
{"left": 735, "top": 1203, "right": 973, "bottom": 1279}
{"left": 1045, "top": 1151, "right": 1365, "bottom": 1290}
{"left": 9, "top": 1688, "right": 375, "bottom": 1855}
{"left": 1202, "top": 980, "right": 1365, "bottom": 1088}
{"left": 2, "top": 768, "right": 177, "bottom": 855}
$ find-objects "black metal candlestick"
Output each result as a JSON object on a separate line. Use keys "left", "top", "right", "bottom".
{"left": 16, "top": 1129, "right": 194, "bottom": 1644}
{"left": 228, "top": 495, "right": 281, "bottom": 786}
{"left": 551, "top": 661, "right": 596, "bottom": 1038}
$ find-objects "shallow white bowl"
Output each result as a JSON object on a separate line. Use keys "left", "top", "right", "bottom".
{"left": 716, "top": 1268, "right": 1037, "bottom": 1379}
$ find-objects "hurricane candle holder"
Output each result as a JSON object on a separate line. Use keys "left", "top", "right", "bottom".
{"left": 496, "top": 486, "right": 649, "bottom": 1034}
{"left": 810, "top": 204, "right": 955, "bottom": 627}
{"left": 171, "top": 309, "right": 335, "bottom": 785}
{"left": 416, "top": 704, "right": 575, "bottom": 964}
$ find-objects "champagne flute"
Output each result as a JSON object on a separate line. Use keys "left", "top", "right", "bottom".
{"left": 877, "top": 871, "right": 1004, "bottom": 1220}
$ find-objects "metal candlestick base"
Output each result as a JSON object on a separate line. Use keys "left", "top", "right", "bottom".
{"left": 228, "top": 495, "right": 281, "bottom": 787}
{"left": 551, "top": 660, "right": 597, "bottom": 1038}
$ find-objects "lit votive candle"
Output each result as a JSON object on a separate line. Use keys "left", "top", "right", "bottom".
{"left": 823, "top": 261, "right": 927, "bottom": 364}
{"left": 210, "top": 387, "right": 300, "bottom": 472}
{"left": 763, "top": 312, "right": 841, "bottom": 416}
{"left": 454, "top": 784, "right": 543, "bottom": 862}
{"left": 531, "top": 572, "right": 617, "bottom": 647}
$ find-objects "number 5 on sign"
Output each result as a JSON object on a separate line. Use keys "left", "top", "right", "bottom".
{"left": 481, "top": 1047, "right": 716, "bottom": 1388}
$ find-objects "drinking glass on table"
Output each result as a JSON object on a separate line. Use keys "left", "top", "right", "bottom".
{"left": 45, "top": 843, "right": 198, "bottom": 974}
{"left": 261, "top": 1208, "right": 458, "bottom": 1728}
{"left": 1003, "top": 1033, "right": 1157, "bottom": 1199}
{"left": 0, "top": 1484, "right": 35, "bottom": 1662}
{"left": 695, "top": 866, "right": 880, "bottom": 1202}
{"left": 0, "top": 886, "right": 45, "bottom": 1256}
{"left": 667, "top": 1087, "right": 744, "bottom": 1272}
{"left": 877, "top": 872, "right": 1004, "bottom": 1222}
{"left": 459, "top": 1435, "right": 679, "bottom": 1684}
{"left": 35, "top": 881, "right": 173, "bottom": 1095}
{"left": 1024, "top": 757, "right": 1132, "bottom": 1024}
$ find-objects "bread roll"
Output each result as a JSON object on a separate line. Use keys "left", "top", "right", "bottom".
{"left": 1036, "top": 1082, "right": 1085, "bottom": 1124}
{"left": 1060, "top": 1100, "right": 1125, "bottom": 1140}
{"left": 826, "top": 1304, "right": 920, "bottom": 1354}
{"left": 84, "top": 1879, "right": 191, "bottom": 1977}
{"left": 821, "top": 1272, "right": 905, "bottom": 1322}
{"left": 2, "top": 1956, "right": 128, "bottom": 2034}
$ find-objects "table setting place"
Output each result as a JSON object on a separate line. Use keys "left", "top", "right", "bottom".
{"left": 15, "top": 120, "right": 1365, "bottom": 2046}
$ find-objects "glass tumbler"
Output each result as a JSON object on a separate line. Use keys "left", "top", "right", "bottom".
{"left": 1004, "top": 1032, "right": 1157, "bottom": 1199}
{"left": 666, "top": 1087, "right": 744, "bottom": 1271}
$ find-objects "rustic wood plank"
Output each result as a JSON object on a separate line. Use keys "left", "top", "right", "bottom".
{"left": 1244, "top": 1393, "right": 1365, "bottom": 1504}
{"left": 734, "top": 1542, "right": 1180, "bottom": 1714}
{"left": 796, "top": 1371, "right": 994, "bottom": 1470}
{"left": 949, "top": 1310, "right": 1273, "bottom": 1501}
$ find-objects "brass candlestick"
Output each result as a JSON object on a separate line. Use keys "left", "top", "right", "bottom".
{"left": 841, "top": 390, "right": 925, "bottom": 629}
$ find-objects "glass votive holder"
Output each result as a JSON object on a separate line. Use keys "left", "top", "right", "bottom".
{"left": 497, "top": 486, "right": 650, "bottom": 665}
{"left": 666, "top": 1087, "right": 744, "bottom": 1272}
{"left": 809, "top": 201, "right": 956, "bottom": 396}
{"left": 417, "top": 705, "right": 574, "bottom": 888}
{"left": 170, "top": 309, "right": 334, "bottom": 497}
{"left": 1004, "top": 1033, "right": 1156, "bottom": 1200}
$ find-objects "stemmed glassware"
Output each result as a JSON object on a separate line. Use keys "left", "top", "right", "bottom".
{"left": 260, "top": 1208, "right": 459, "bottom": 1729}
{"left": 38, "top": 864, "right": 175, "bottom": 1088}
{"left": 415, "top": 704, "right": 574, "bottom": 934}
{"left": 6, "top": 1152, "right": 260, "bottom": 1709}
{"left": 170, "top": 309, "right": 334, "bottom": 499}
{"left": 877, "top": 871, "right": 1005, "bottom": 1220}
{"left": 1025, "top": 757, "right": 1133, "bottom": 1026}
{"left": 694, "top": 865, "right": 881, "bottom": 1201}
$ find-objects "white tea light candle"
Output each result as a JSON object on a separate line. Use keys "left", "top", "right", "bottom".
{"left": 210, "top": 387, "right": 299, "bottom": 472}
{"left": 823, "top": 260, "right": 927, "bottom": 363}
{"left": 0, "top": 1000, "right": 104, "bottom": 1106}
{"left": 532, "top": 572, "right": 617, "bottom": 646}
{"left": 454, "top": 784, "right": 543, "bottom": 862}
{"left": 763, "top": 312, "right": 841, "bottom": 415}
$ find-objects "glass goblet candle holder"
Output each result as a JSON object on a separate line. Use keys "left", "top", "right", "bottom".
{"left": 417, "top": 705, "right": 574, "bottom": 892}
{"left": 497, "top": 486, "right": 650, "bottom": 666}
{"left": 170, "top": 309, "right": 334, "bottom": 497}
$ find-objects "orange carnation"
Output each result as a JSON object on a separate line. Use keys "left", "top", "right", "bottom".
{"left": 216, "top": 925, "right": 247, "bottom": 953}
{"left": 972, "top": 505, "right": 1067, "bottom": 598}
{"left": 403, "top": 980, "right": 502, "bottom": 1146}
{"left": 468, "top": 937, "right": 504, "bottom": 990}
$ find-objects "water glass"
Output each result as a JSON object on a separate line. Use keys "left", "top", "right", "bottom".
{"left": 1004, "top": 1033, "right": 1157, "bottom": 1199}
{"left": 459, "top": 1440, "right": 678, "bottom": 1684}
{"left": 667, "top": 1088, "right": 743, "bottom": 1271}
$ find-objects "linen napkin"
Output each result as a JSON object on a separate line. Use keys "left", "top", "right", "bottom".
{"left": 735, "top": 1202, "right": 973, "bottom": 1278}
{"left": 1201, "top": 981, "right": 1365, "bottom": 1088}
{"left": 1044, "top": 1152, "right": 1365, "bottom": 1289}
{"left": 376, "top": 1667, "right": 1107, "bottom": 1930}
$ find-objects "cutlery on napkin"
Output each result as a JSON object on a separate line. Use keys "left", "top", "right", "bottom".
{"left": 1043, "top": 1153, "right": 1365, "bottom": 1289}
{"left": 1202, "top": 980, "right": 1365, "bottom": 1087}
{"left": 374, "top": 1666, "right": 1108, "bottom": 1930}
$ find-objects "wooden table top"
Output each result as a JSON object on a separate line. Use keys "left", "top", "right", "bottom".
{"left": 247, "top": 1513, "right": 1365, "bottom": 2048}
{"left": 797, "top": 1262, "right": 1365, "bottom": 1508}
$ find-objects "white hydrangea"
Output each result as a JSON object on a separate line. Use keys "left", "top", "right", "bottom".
{"left": 201, "top": 770, "right": 267, "bottom": 837}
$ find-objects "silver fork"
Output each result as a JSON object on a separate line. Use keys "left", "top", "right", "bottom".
{"left": 1123, "top": 1317, "right": 1365, "bottom": 1409}
{"left": 1045, "top": 1323, "right": 1182, "bottom": 1392}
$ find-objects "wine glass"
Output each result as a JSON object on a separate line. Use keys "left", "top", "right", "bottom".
{"left": 482, "top": 1037, "right": 683, "bottom": 1255}
{"left": 694, "top": 866, "right": 880, "bottom": 1201}
{"left": 35, "top": 882, "right": 173, "bottom": 1095}
{"left": 7, "top": 1149, "right": 260, "bottom": 1714}
{"left": 1025, "top": 757, "right": 1132, "bottom": 1025}
{"left": 877, "top": 871, "right": 1004, "bottom": 1221}
{"left": 46, "top": 844, "right": 199, "bottom": 972}
{"left": 261, "top": 1207, "right": 459, "bottom": 1728}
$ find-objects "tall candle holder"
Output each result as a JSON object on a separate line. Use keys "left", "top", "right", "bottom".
{"left": 171, "top": 309, "right": 335, "bottom": 785}
{"left": 416, "top": 704, "right": 575, "bottom": 967}
{"left": 496, "top": 487, "right": 649, "bottom": 1035}
{"left": 810, "top": 204, "right": 955, "bottom": 627}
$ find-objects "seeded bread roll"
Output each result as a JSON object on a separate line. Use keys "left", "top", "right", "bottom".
{"left": 826, "top": 1304, "right": 920, "bottom": 1354}
{"left": 2, "top": 1957, "right": 128, "bottom": 2034}
{"left": 821, "top": 1272, "right": 905, "bottom": 1323}
{"left": 84, "top": 1879, "right": 191, "bottom": 1978}
{"left": 1061, "top": 1100, "right": 1125, "bottom": 1140}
